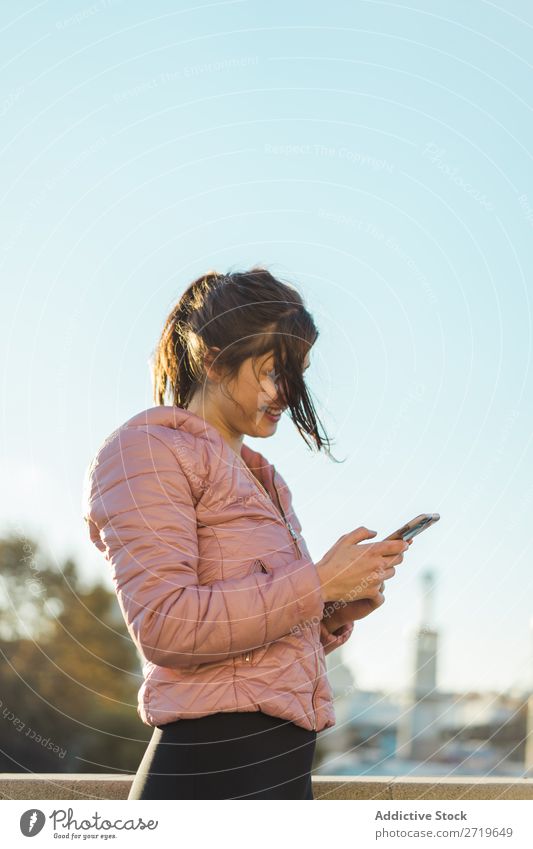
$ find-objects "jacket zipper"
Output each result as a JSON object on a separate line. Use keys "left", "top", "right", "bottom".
{"left": 272, "top": 482, "right": 302, "bottom": 559}
{"left": 270, "top": 482, "right": 319, "bottom": 731}
{"left": 236, "top": 454, "right": 318, "bottom": 730}
{"left": 236, "top": 455, "right": 302, "bottom": 558}
{"left": 243, "top": 559, "right": 268, "bottom": 663}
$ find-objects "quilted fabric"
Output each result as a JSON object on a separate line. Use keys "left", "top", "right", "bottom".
{"left": 82, "top": 405, "right": 353, "bottom": 731}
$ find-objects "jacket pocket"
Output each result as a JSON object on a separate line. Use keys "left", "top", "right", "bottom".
{"left": 234, "top": 559, "right": 271, "bottom": 667}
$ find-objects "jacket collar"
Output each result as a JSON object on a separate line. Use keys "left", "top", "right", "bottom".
{"left": 122, "top": 404, "right": 277, "bottom": 493}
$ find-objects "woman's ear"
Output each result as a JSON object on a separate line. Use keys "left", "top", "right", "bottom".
{"left": 204, "top": 346, "right": 222, "bottom": 381}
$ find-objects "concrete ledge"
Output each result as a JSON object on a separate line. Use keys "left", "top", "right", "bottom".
{"left": 0, "top": 774, "right": 130, "bottom": 801}
{"left": 1, "top": 774, "right": 532, "bottom": 800}
{"left": 313, "top": 776, "right": 533, "bottom": 800}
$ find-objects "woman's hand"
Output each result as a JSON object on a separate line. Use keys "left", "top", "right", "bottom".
{"left": 316, "top": 526, "right": 409, "bottom": 603}
{"left": 321, "top": 537, "right": 413, "bottom": 632}
{"left": 320, "top": 620, "right": 355, "bottom": 655}
{"left": 322, "top": 595, "right": 383, "bottom": 634}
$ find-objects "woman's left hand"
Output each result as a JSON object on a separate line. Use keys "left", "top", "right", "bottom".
{"left": 320, "top": 619, "right": 355, "bottom": 655}
{"left": 322, "top": 596, "right": 384, "bottom": 634}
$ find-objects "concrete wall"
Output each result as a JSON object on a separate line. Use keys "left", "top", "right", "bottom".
{"left": 1, "top": 774, "right": 533, "bottom": 800}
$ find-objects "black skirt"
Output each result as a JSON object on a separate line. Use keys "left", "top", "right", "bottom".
{"left": 128, "top": 710, "right": 317, "bottom": 800}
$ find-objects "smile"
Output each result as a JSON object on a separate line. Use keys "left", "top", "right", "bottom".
{"left": 263, "top": 409, "right": 281, "bottom": 421}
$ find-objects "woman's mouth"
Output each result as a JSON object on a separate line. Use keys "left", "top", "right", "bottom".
{"left": 263, "top": 408, "right": 281, "bottom": 422}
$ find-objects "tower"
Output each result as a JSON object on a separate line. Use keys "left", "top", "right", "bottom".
{"left": 524, "top": 619, "right": 533, "bottom": 775}
{"left": 396, "top": 569, "right": 441, "bottom": 761}
{"left": 413, "top": 571, "right": 438, "bottom": 698}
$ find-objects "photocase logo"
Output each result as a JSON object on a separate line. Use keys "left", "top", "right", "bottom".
{"left": 20, "top": 809, "right": 46, "bottom": 836}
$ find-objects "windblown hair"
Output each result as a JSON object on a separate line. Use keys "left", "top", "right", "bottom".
{"left": 152, "top": 265, "right": 337, "bottom": 455}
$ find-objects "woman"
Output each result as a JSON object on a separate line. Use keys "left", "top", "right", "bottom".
{"left": 83, "top": 266, "right": 410, "bottom": 800}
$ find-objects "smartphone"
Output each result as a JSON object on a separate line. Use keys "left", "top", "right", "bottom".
{"left": 384, "top": 513, "right": 440, "bottom": 542}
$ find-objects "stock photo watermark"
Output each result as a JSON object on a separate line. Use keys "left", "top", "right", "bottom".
{"left": 462, "top": 407, "right": 520, "bottom": 512}
{"left": 376, "top": 383, "right": 426, "bottom": 468}
{"left": 55, "top": 0, "right": 123, "bottom": 30}
{"left": 289, "top": 573, "right": 384, "bottom": 637}
{"left": 517, "top": 193, "right": 533, "bottom": 230}
{"left": 264, "top": 142, "right": 394, "bottom": 172}
{"left": 10, "top": 520, "right": 47, "bottom": 600}
{"left": 422, "top": 141, "right": 495, "bottom": 212}
{"left": 113, "top": 56, "right": 260, "bottom": 103}
{"left": 317, "top": 207, "right": 438, "bottom": 306}
{"left": 0, "top": 698, "right": 66, "bottom": 759}
{"left": 1, "top": 137, "right": 106, "bottom": 260}
{"left": 0, "top": 86, "right": 24, "bottom": 118}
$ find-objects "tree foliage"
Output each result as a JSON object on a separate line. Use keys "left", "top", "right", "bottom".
{"left": 0, "top": 533, "right": 152, "bottom": 773}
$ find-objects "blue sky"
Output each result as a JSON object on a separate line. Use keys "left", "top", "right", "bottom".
{"left": 1, "top": 0, "right": 532, "bottom": 696}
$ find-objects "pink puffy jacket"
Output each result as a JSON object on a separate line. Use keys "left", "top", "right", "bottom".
{"left": 82, "top": 405, "right": 354, "bottom": 732}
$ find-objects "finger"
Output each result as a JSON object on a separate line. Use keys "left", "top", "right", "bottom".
{"left": 367, "top": 565, "right": 395, "bottom": 585}
{"left": 393, "top": 553, "right": 405, "bottom": 566}
{"left": 361, "top": 588, "right": 385, "bottom": 608}
{"left": 380, "top": 552, "right": 404, "bottom": 568}
{"left": 376, "top": 539, "right": 409, "bottom": 556}
{"left": 343, "top": 526, "right": 378, "bottom": 545}
{"left": 368, "top": 592, "right": 381, "bottom": 603}
{"left": 333, "top": 623, "right": 353, "bottom": 639}
{"left": 378, "top": 540, "right": 409, "bottom": 557}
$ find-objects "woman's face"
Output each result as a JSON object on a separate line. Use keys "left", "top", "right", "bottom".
{"left": 211, "top": 348, "right": 311, "bottom": 438}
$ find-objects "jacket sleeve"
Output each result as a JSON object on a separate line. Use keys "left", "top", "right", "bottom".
{"left": 83, "top": 426, "right": 325, "bottom": 669}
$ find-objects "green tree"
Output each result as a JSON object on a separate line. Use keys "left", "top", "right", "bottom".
{"left": 0, "top": 533, "right": 152, "bottom": 774}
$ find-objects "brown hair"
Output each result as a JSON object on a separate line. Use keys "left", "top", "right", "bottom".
{"left": 152, "top": 265, "right": 338, "bottom": 456}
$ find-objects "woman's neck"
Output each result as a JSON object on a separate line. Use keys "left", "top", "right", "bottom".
{"left": 186, "top": 396, "right": 244, "bottom": 456}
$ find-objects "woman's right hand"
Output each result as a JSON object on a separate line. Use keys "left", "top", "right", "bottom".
{"left": 316, "top": 526, "right": 409, "bottom": 603}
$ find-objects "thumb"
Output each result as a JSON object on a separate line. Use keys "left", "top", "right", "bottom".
{"left": 342, "top": 526, "right": 378, "bottom": 545}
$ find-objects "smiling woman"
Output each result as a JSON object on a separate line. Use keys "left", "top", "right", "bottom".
{"left": 258, "top": 354, "right": 311, "bottom": 422}
{"left": 152, "top": 266, "right": 333, "bottom": 456}
{"left": 84, "top": 265, "right": 361, "bottom": 802}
